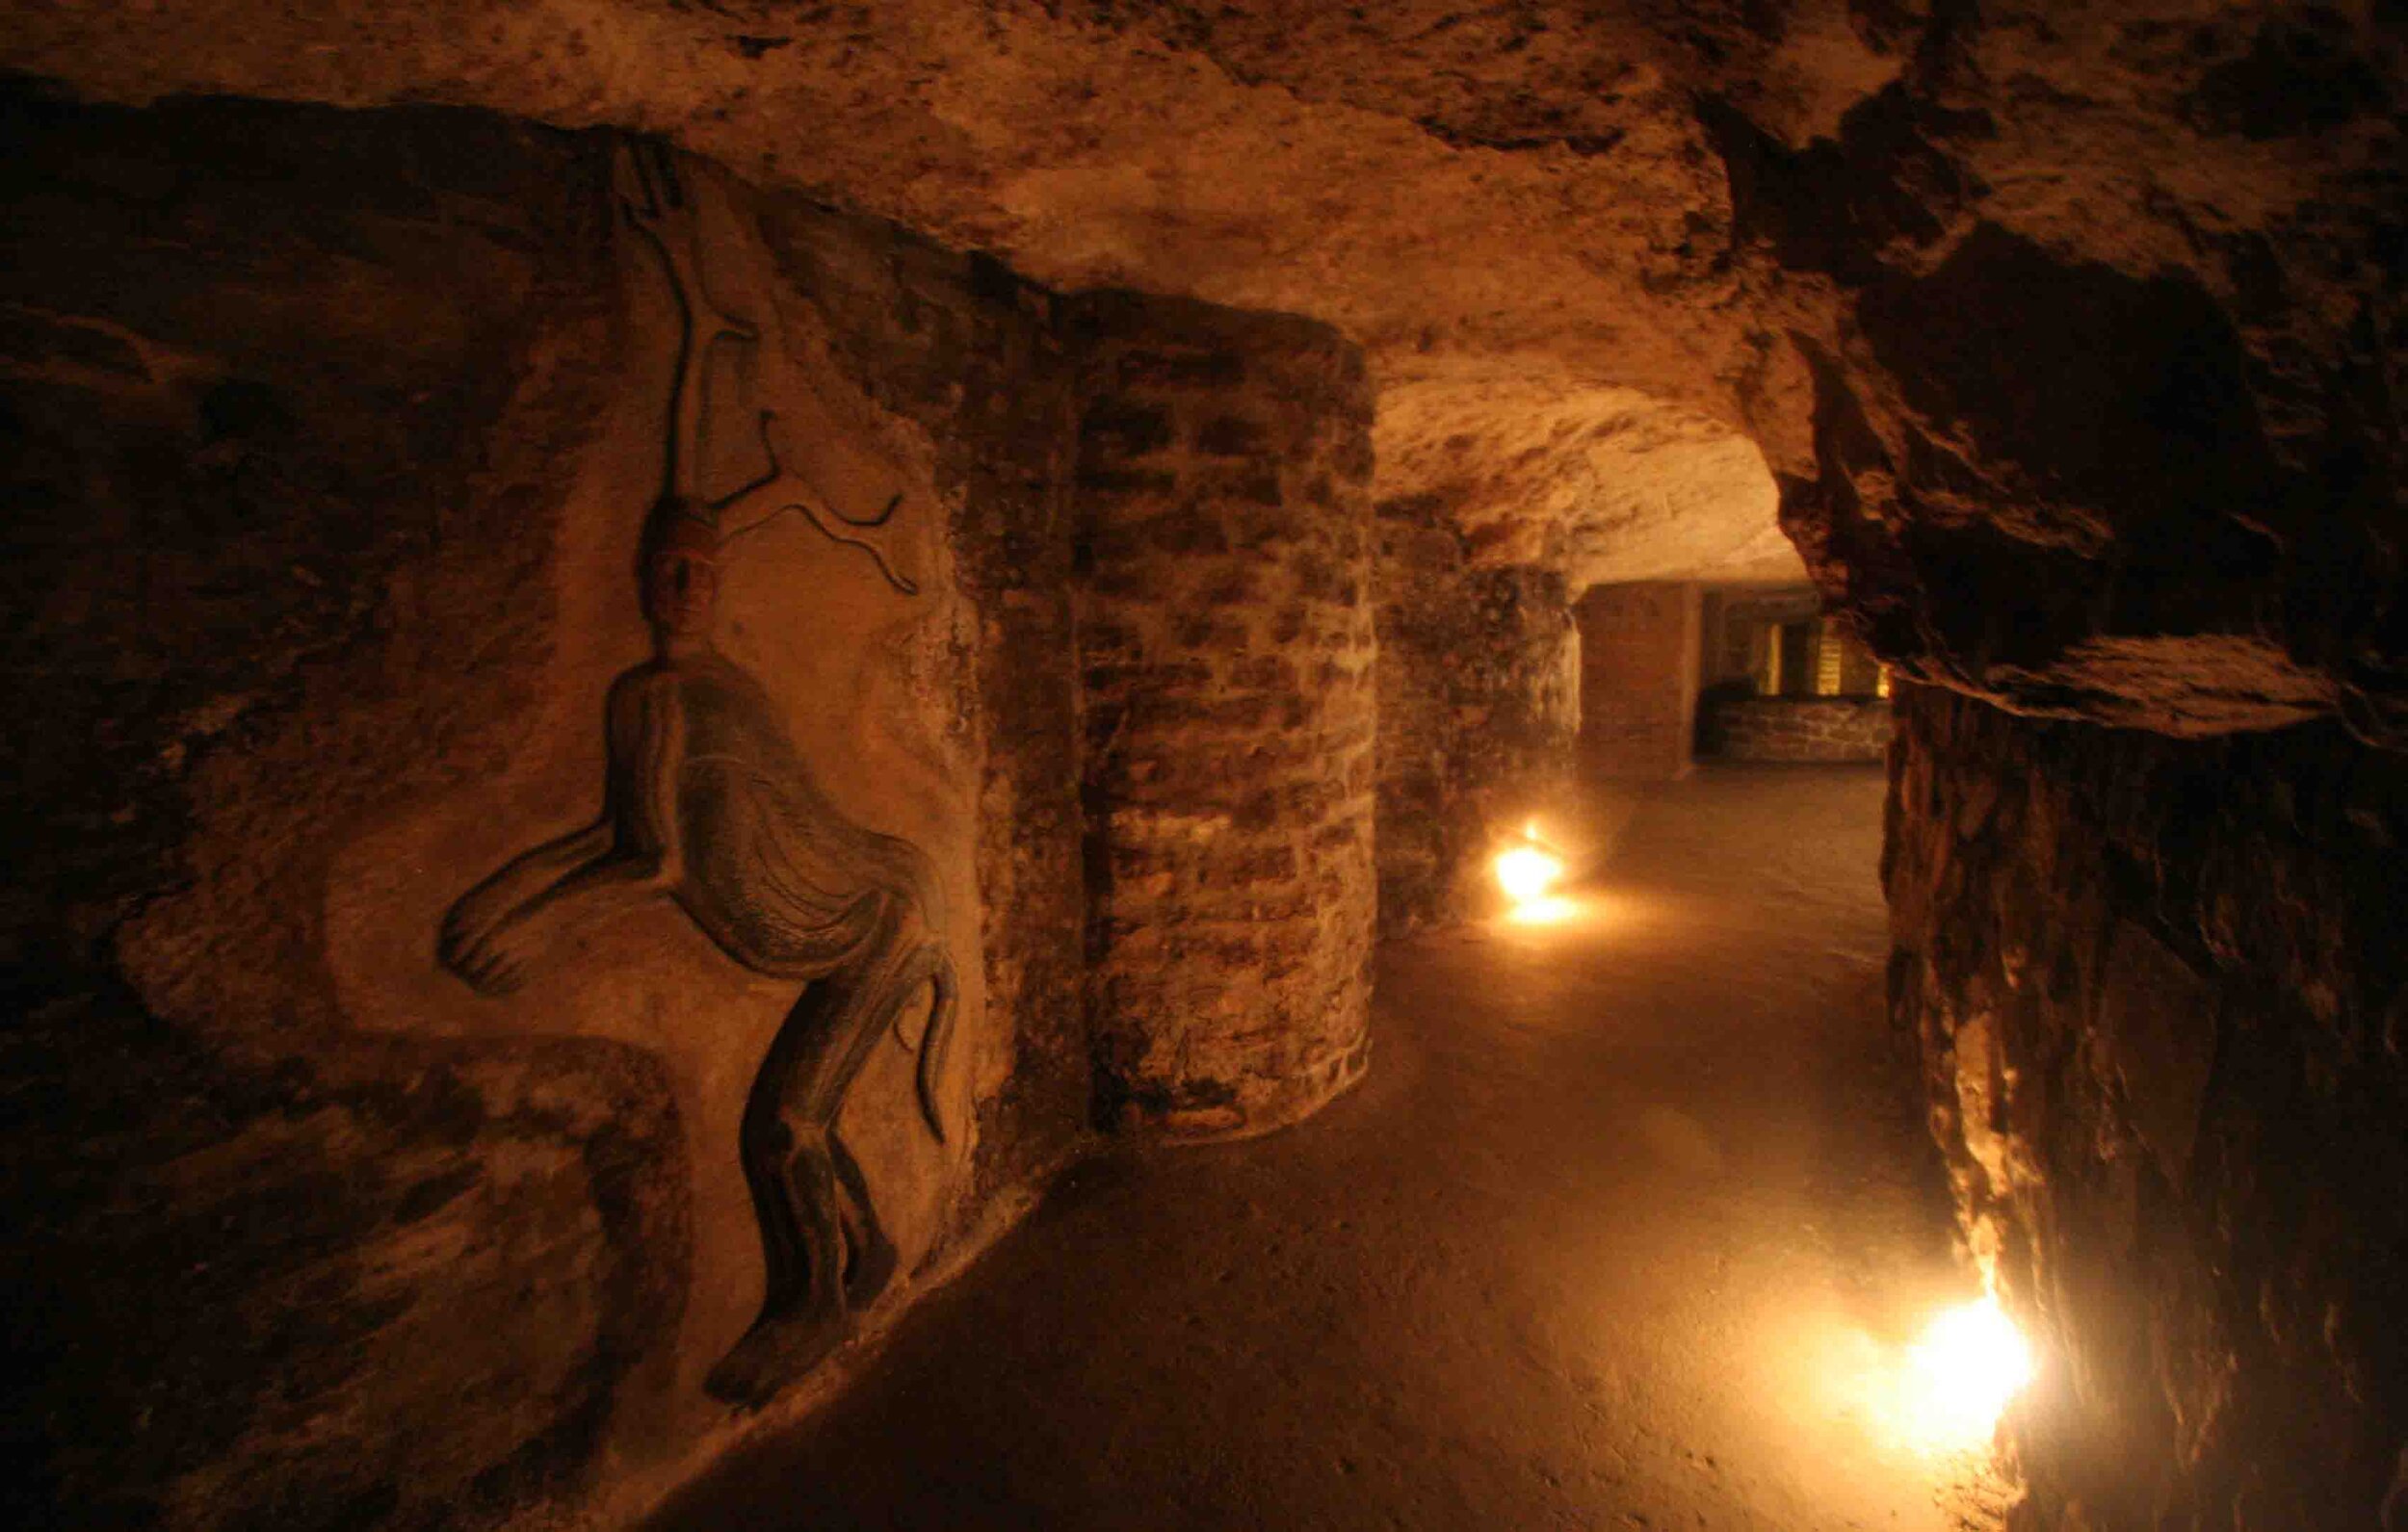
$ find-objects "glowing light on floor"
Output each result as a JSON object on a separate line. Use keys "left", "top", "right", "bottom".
{"left": 1495, "top": 820, "right": 1568, "bottom": 920}
{"left": 1495, "top": 845, "right": 1563, "bottom": 905}
{"left": 1793, "top": 1290, "right": 2035, "bottom": 1464}
{"left": 1505, "top": 895, "right": 1576, "bottom": 924}
{"left": 1901, "top": 1294, "right": 2031, "bottom": 1446}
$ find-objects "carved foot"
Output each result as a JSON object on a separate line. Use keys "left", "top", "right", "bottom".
{"left": 705, "top": 1311, "right": 854, "bottom": 1408}
{"left": 843, "top": 1233, "right": 898, "bottom": 1311}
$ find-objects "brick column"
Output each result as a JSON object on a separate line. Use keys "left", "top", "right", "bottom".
{"left": 1375, "top": 493, "right": 1578, "bottom": 932}
{"left": 1069, "top": 293, "right": 1375, "bottom": 1140}
{"left": 1576, "top": 582, "right": 1702, "bottom": 780}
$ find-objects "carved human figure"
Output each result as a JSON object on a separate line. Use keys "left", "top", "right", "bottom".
{"left": 440, "top": 498, "right": 956, "bottom": 1398}
{"left": 438, "top": 143, "right": 956, "bottom": 1403}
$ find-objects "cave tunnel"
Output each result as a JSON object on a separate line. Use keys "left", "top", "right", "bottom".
{"left": 2, "top": 7, "right": 2402, "bottom": 1531}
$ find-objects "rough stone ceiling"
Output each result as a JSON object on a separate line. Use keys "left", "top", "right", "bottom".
{"left": 1376, "top": 368, "right": 1802, "bottom": 588}
{"left": 8, "top": 1, "right": 2398, "bottom": 730}
{"left": 0, "top": 0, "right": 1861, "bottom": 584}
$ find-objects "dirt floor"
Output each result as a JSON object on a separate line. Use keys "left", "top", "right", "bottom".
{"left": 646, "top": 766, "right": 2009, "bottom": 1530}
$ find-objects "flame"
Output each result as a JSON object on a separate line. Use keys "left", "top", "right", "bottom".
{"left": 1897, "top": 1294, "right": 2032, "bottom": 1449}
{"left": 1495, "top": 845, "right": 1566, "bottom": 906}
{"left": 1495, "top": 820, "right": 1574, "bottom": 922}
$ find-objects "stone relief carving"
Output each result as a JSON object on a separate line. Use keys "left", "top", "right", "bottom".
{"left": 438, "top": 141, "right": 957, "bottom": 1403}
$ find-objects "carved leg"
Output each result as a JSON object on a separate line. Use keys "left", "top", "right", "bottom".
{"left": 827, "top": 1130, "right": 897, "bottom": 1308}
{"left": 735, "top": 1100, "right": 805, "bottom": 1321}
{"left": 709, "top": 1120, "right": 852, "bottom": 1406}
{"left": 711, "top": 903, "right": 926, "bottom": 1404}
{"left": 785, "top": 924, "right": 930, "bottom": 1302}
{"left": 789, "top": 933, "right": 950, "bottom": 1310}
{"left": 733, "top": 963, "right": 853, "bottom": 1323}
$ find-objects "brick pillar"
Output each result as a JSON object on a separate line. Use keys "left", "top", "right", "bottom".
{"left": 1374, "top": 492, "right": 1579, "bottom": 933}
{"left": 1576, "top": 582, "right": 1702, "bottom": 780}
{"left": 1069, "top": 293, "right": 1376, "bottom": 1140}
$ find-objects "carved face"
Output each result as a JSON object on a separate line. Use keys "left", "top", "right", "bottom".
{"left": 642, "top": 511, "right": 721, "bottom": 639}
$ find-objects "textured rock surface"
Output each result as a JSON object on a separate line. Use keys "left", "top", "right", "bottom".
{"left": 1887, "top": 686, "right": 2408, "bottom": 1529}
{"left": 1374, "top": 382, "right": 1802, "bottom": 587}
{"left": 1727, "top": 13, "right": 2404, "bottom": 734}
{"left": 1074, "top": 293, "right": 1376, "bottom": 1139}
{"left": 0, "top": 95, "right": 692, "bottom": 1531}
{"left": 6, "top": 1, "right": 2397, "bottom": 729}
{"left": 1711, "top": 695, "right": 1893, "bottom": 763}
{"left": 1374, "top": 494, "right": 1577, "bottom": 935}
{"left": 0, "top": 91, "right": 1117, "bottom": 1530}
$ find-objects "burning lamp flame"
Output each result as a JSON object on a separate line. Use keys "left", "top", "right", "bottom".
{"left": 1495, "top": 845, "right": 1564, "bottom": 905}
{"left": 1495, "top": 821, "right": 1570, "bottom": 922}
{"left": 1900, "top": 1294, "right": 2032, "bottom": 1447}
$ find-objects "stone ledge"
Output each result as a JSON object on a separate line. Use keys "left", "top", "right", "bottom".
{"left": 1708, "top": 695, "right": 1893, "bottom": 764}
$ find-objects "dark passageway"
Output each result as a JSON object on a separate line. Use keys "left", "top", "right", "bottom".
{"left": 652, "top": 767, "right": 1994, "bottom": 1531}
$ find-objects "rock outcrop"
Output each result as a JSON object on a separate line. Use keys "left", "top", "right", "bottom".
{"left": 1888, "top": 685, "right": 2408, "bottom": 1529}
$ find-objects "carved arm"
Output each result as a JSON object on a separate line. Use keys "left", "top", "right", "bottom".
{"left": 441, "top": 671, "right": 688, "bottom": 995}
{"left": 439, "top": 819, "right": 610, "bottom": 963}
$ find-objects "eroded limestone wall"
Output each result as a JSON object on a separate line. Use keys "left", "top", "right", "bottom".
{"left": 1374, "top": 494, "right": 1578, "bottom": 933}
{"left": 0, "top": 91, "right": 1089, "bottom": 1530}
{"left": 1071, "top": 293, "right": 1377, "bottom": 1140}
{"left": 1886, "top": 687, "right": 2408, "bottom": 1529}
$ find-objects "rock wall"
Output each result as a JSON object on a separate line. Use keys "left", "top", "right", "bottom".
{"left": 1374, "top": 494, "right": 1577, "bottom": 933}
{"left": 0, "top": 90, "right": 1109, "bottom": 1531}
{"left": 1709, "top": 696, "right": 1892, "bottom": 763}
{"left": 0, "top": 94, "right": 678, "bottom": 1532}
{"left": 1722, "top": 38, "right": 2404, "bottom": 740}
{"left": 1072, "top": 293, "right": 1377, "bottom": 1140}
{"left": 1576, "top": 582, "right": 1701, "bottom": 781}
{"left": 1886, "top": 687, "right": 2408, "bottom": 1530}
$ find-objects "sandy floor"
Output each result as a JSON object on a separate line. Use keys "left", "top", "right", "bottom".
{"left": 646, "top": 766, "right": 2008, "bottom": 1531}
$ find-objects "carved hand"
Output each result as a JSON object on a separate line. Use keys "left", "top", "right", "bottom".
{"left": 438, "top": 880, "right": 519, "bottom": 972}
{"left": 444, "top": 906, "right": 557, "bottom": 997}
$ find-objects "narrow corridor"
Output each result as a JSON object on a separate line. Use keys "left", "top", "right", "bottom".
{"left": 650, "top": 766, "right": 1999, "bottom": 1530}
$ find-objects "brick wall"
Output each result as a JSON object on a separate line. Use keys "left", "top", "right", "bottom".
{"left": 1375, "top": 495, "right": 1576, "bottom": 934}
{"left": 1710, "top": 695, "right": 1893, "bottom": 762}
{"left": 1576, "top": 582, "right": 1700, "bottom": 780}
{"left": 1069, "top": 293, "right": 1376, "bottom": 1141}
